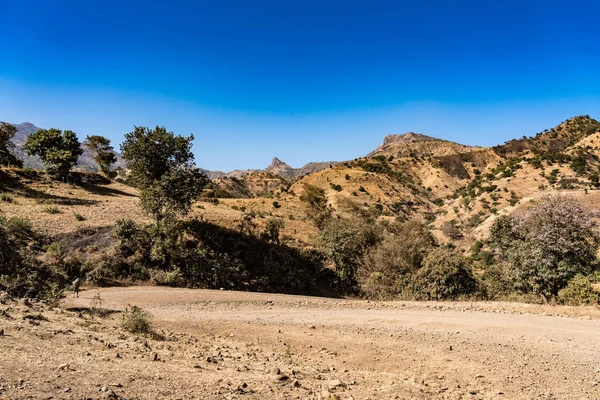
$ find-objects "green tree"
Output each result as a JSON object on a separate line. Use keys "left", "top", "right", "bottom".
{"left": 412, "top": 247, "right": 477, "bottom": 300}
{"left": 23, "top": 128, "right": 83, "bottom": 181}
{"left": 360, "top": 220, "right": 434, "bottom": 295}
{"left": 120, "top": 126, "right": 208, "bottom": 225}
{"left": 319, "top": 218, "right": 380, "bottom": 291}
{"left": 0, "top": 122, "right": 22, "bottom": 167}
{"left": 489, "top": 195, "right": 600, "bottom": 298}
{"left": 299, "top": 183, "right": 332, "bottom": 229}
{"left": 85, "top": 135, "right": 117, "bottom": 176}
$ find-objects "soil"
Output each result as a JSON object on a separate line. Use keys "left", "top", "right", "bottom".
{"left": 1, "top": 287, "right": 600, "bottom": 399}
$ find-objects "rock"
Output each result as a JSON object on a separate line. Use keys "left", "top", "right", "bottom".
{"left": 271, "top": 367, "right": 281, "bottom": 375}
{"left": 104, "top": 389, "right": 118, "bottom": 399}
{"left": 328, "top": 379, "right": 344, "bottom": 391}
{"left": 320, "top": 390, "right": 339, "bottom": 399}
{"left": 152, "top": 352, "right": 159, "bottom": 361}
{"left": 0, "top": 328, "right": 4, "bottom": 336}
{"left": 292, "top": 379, "right": 301, "bottom": 387}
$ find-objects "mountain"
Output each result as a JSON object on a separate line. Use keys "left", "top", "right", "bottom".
{"left": 201, "top": 157, "right": 338, "bottom": 181}
{"left": 8, "top": 122, "right": 126, "bottom": 172}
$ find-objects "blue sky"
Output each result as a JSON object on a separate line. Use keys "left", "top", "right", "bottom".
{"left": 1, "top": 0, "right": 599, "bottom": 171}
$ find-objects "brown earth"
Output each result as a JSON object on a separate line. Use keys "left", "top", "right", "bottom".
{"left": 2, "top": 287, "right": 600, "bottom": 399}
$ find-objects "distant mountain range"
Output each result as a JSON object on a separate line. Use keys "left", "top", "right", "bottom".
{"left": 9, "top": 121, "right": 452, "bottom": 182}
{"left": 7, "top": 121, "right": 338, "bottom": 180}
{"left": 201, "top": 157, "right": 339, "bottom": 180}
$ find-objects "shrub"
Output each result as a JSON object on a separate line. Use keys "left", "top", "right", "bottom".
{"left": 360, "top": 220, "right": 434, "bottom": 297}
{"left": 2, "top": 217, "right": 32, "bottom": 245}
{"left": 489, "top": 195, "right": 600, "bottom": 298}
{"left": 320, "top": 217, "right": 380, "bottom": 291}
{"left": 432, "top": 198, "right": 444, "bottom": 206}
{"left": 0, "top": 192, "right": 13, "bottom": 203}
{"left": 272, "top": 201, "right": 281, "bottom": 208}
{"left": 300, "top": 183, "right": 331, "bottom": 229}
{"left": 44, "top": 206, "right": 61, "bottom": 214}
{"left": 441, "top": 220, "right": 463, "bottom": 239}
{"left": 121, "top": 305, "right": 154, "bottom": 334}
{"left": 412, "top": 247, "right": 477, "bottom": 300}
{"left": 73, "top": 213, "right": 86, "bottom": 221}
{"left": 558, "top": 274, "right": 599, "bottom": 305}
{"left": 0, "top": 218, "right": 67, "bottom": 301}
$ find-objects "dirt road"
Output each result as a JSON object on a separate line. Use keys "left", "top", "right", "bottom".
{"left": 2, "top": 287, "right": 600, "bottom": 399}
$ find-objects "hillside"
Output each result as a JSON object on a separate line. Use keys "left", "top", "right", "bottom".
{"left": 3, "top": 115, "right": 600, "bottom": 255}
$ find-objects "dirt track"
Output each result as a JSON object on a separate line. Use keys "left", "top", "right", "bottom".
{"left": 2, "top": 287, "right": 600, "bottom": 399}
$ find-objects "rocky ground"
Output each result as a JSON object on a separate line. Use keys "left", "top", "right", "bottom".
{"left": 1, "top": 287, "right": 600, "bottom": 399}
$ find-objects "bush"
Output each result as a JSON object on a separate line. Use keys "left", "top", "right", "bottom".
{"left": 558, "top": 274, "right": 600, "bottom": 305}
{"left": 489, "top": 195, "right": 600, "bottom": 298}
{"left": 320, "top": 217, "right": 380, "bottom": 291}
{"left": 300, "top": 183, "right": 331, "bottom": 229}
{"left": 441, "top": 220, "right": 463, "bottom": 239}
{"left": 44, "top": 206, "right": 61, "bottom": 214}
{"left": 0, "top": 192, "right": 13, "bottom": 203}
{"left": 0, "top": 217, "right": 67, "bottom": 301}
{"left": 73, "top": 213, "right": 86, "bottom": 221}
{"left": 411, "top": 247, "right": 477, "bottom": 300}
{"left": 121, "top": 305, "right": 154, "bottom": 334}
{"left": 360, "top": 220, "right": 434, "bottom": 297}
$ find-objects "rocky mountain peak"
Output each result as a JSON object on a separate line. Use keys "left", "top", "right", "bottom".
{"left": 381, "top": 132, "right": 435, "bottom": 146}
{"left": 269, "top": 157, "right": 290, "bottom": 169}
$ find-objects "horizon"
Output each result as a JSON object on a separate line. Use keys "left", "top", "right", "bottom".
{"left": 6, "top": 113, "right": 600, "bottom": 172}
{"left": 2, "top": 1, "right": 600, "bottom": 171}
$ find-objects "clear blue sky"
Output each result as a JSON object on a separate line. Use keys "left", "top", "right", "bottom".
{"left": 1, "top": 0, "right": 599, "bottom": 171}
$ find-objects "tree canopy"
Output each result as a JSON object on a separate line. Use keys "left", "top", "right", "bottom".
{"left": 23, "top": 128, "right": 83, "bottom": 181}
{"left": 489, "top": 194, "right": 600, "bottom": 298}
{"left": 85, "top": 135, "right": 117, "bottom": 176}
{"left": 0, "top": 122, "right": 21, "bottom": 167}
{"left": 120, "top": 126, "right": 208, "bottom": 224}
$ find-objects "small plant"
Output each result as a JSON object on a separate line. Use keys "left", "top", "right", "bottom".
{"left": 272, "top": 201, "right": 281, "bottom": 209}
{"left": 121, "top": 305, "right": 154, "bottom": 334}
{"left": 0, "top": 192, "right": 14, "bottom": 203}
{"left": 44, "top": 206, "right": 61, "bottom": 214}
{"left": 73, "top": 213, "right": 86, "bottom": 221}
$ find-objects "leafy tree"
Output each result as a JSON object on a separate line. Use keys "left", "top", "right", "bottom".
{"left": 0, "top": 122, "right": 21, "bottom": 167}
{"left": 23, "top": 128, "right": 83, "bottom": 181}
{"left": 260, "top": 218, "right": 284, "bottom": 244}
{"left": 300, "top": 183, "right": 332, "bottom": 229}
{"left": 489, "top": 195, "right": 600, "bottom": 298}
{"left": 412, "top": 247, "right": 477, "bottom": 300}
{"left": 85, "top": 135, "right": 117, "bottom": 176}
{"left": 360, "top": 220, "right": 434, "bottom": 295}
{"left": 319, "top": 217, "right": 380, "bottom": 291}
{"left": 120, "top": 126, "right": 208, "bottom": 225}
